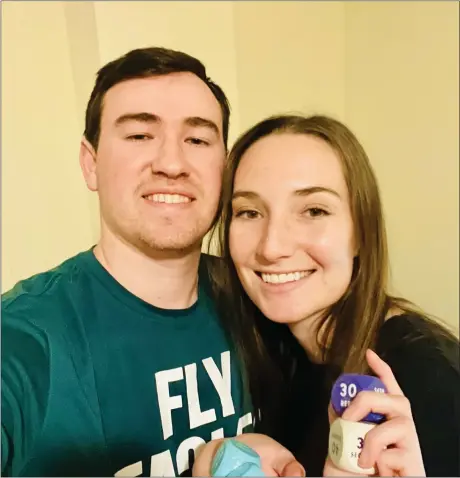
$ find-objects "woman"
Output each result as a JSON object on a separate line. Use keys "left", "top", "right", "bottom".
{"left": 199, "top": 115, "right": 459, "bottom": 476}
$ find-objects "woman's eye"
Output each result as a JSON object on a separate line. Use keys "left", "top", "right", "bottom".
{"left": 234, "top": 210, "right": 260, "bottom": 220}
{"left": 126, "top": 134, "right": 152, "bottom": 142}
{"left": 187, "top": 137, "right": 210, "bottom": 146}
{"left": 305, "top": 207, "right": 329, "bottom": 218}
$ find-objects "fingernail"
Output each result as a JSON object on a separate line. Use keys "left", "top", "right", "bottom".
{"left": 293, "top": 464, "right": 306, "bottom": 477}
{"left": 283, "top": 462, "right": 306, "bottom": 477}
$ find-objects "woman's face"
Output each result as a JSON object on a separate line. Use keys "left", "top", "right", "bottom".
{"left": 229, "top": 133, "right": 356, "bottom": 327}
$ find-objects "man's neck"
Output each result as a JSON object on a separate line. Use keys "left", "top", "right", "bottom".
{"left": 94, "top": 233, "right": 202, "bottom": 310}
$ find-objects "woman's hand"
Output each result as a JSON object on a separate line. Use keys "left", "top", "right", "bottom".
{"left": 192, "top": 433, "right": 305, "bottom": 477}
{"left": 324, "top": 349, "right": 425, "bottom": 477}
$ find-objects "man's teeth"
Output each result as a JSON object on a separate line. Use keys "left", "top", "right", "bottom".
{"left": 261, "top": 271, "right": 310, "bottom": 284}
{"left": 146, "top": 194, "right": 191, "bottom": 204}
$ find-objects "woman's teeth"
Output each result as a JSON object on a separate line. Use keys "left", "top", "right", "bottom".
{"left": 260, "top": 271, "right": 311, "bottom": 284}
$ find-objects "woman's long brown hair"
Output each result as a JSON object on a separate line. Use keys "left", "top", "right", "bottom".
{"left": 206, "top": 114, "right": 458, "bottom": 435}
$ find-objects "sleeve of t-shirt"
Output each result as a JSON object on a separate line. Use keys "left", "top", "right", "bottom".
{"left": 1, "top": 313, "right": 51, "bottom": 476}
{"left": 378, "top": 321, "right": 460, "bottom": 477}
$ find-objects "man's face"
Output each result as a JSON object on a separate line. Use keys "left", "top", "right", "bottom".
{"left": 81, "top": 73, "right": 226, "bottom": 253}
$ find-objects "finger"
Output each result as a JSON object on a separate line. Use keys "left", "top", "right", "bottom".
{"left": 281, "top": 460, "right": 305, "bottom": 477}
{"left": 358, "top": 416, "right": 417, "bottom": 468}
{"left": 374, "top": 449, "right": 399, "bottom": 478}
{"left": 366, "top": 349, "right": 404, "bottom": 396}
{"left": 271, "top": 448, "right": 301, "bottom": 477}
{"left": 328, "top": 401, "right": 339, "bottom": 425}
{"left": 341, "top": 390, "right": 412, "bottom": 422}
{"left": 235, "top": 433, "right": 299, "bottom": 477}
{"left": 375, "top": 448, "right": 425, "bottom": 477}
{"left": 323, "top": 456, "right": 367, "bottom": 476}
{"left": 192, "top": 439, "right": 225, "bottom": 476}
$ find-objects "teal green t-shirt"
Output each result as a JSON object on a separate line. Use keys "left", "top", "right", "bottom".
{"left": 1, "top": 250, "right": 252, "bottom": 477}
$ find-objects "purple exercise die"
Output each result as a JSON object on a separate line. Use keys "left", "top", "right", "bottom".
{"left": 331, "top": 373, "right": 387, "bottom": 424}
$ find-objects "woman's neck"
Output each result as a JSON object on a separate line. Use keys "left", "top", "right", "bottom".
{"left": 289, "top": 314, "right": 329, "bottom": 364}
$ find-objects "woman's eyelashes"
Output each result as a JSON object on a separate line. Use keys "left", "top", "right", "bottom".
{"left": 232, "top": 205, "right": 331, "bottom": 220}
{"left": 233, "top": 208, "right": 261, "bottom": 220}
{"left": 302, "top": 206, "right": 331, "bottom": 218}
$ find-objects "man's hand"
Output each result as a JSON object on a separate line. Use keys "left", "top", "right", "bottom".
{"left": 193, "top": 433, "right": 305, "bottom": 477}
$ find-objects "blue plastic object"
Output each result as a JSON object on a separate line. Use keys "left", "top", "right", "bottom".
{"left": 211, "top": 438, "right": 265, "bottom": 476}
{"left": 331, "top": 373, "right": 387, "bottom": 424}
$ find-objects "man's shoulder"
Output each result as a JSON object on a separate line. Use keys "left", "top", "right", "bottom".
{"left": 1, "top": 252, "right": 96, "bottom": 478}
{"left": 2, "top": 249, "right": 93, "bottom": 324}
{"left": 1, "top": 249, "right": 97, "bottom": 404}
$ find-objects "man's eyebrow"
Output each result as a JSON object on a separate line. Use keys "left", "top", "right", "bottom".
{"left": 184, "top": 116, "right": 220, "bottom": 136}
{"left": 115, "top": 112, "right": 161, "bottom": 126}
{"left": 114, "top": 113, "right": 220, "bottom": 137}
{"left": 232, "top": 187, "right": 341, "bottom": 201}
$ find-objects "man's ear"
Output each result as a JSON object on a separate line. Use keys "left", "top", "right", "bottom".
{"left": 80, "top": 137, "right": 98, "bottom": 192}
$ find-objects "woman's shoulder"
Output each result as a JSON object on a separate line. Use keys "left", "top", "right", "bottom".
{"left": 378, "top": 313, "right": 460, "bottom": 476}
{"left": 378, "top": 311, "right": 458, "bottom": 373}
{"left": 376, "top": 310, "right": 459, "bottom": 405}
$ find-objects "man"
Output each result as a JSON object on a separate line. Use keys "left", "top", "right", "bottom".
{"left": 1, "top": 47, "right": 253, "bottom": 477}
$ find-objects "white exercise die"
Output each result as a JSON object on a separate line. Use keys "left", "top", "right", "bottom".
{"left": 328, "top": 417, "right": 376, "bottom": 475}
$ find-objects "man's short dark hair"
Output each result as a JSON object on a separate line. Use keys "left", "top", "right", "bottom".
{"left": 84, "top": 47, "right": 230, "bottom": 150}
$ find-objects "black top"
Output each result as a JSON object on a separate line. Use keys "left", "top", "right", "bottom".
{"left": 280, "top": 314, "right": 460, "bottom": 477}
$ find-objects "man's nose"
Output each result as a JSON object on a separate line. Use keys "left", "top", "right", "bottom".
{"left": 150, "top": 137, "right": 189, "bottom": 179}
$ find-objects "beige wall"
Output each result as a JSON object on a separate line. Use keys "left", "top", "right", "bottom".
{"left": 2, "top": 2, "right": 458, "bottom": 331}
{"left": 344, "top": 2, "right": 459, "bottom": 329}
{"left": 233, "top": 1, "right": 346, "bottom": 130}
{"left": 2, "top": 2, "right": 94, "bottom": 287}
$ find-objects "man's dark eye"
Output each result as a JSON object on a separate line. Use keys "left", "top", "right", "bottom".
{"left": 187, "top": 138, "right": 210, "bottom": 146}
{"left": 126, "top": 134, "right": 152, "bottom": 141}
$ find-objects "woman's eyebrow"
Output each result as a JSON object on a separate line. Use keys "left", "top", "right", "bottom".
{"left": 294, "top": 186, "right": 341, "bottom": 199}
{"left": 232, "top": 190, "right": 260, "bottom": 201}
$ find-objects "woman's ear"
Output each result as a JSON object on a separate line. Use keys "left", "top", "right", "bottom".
{"left": 80, "top": 137, "right": 98, "bottom": 192}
